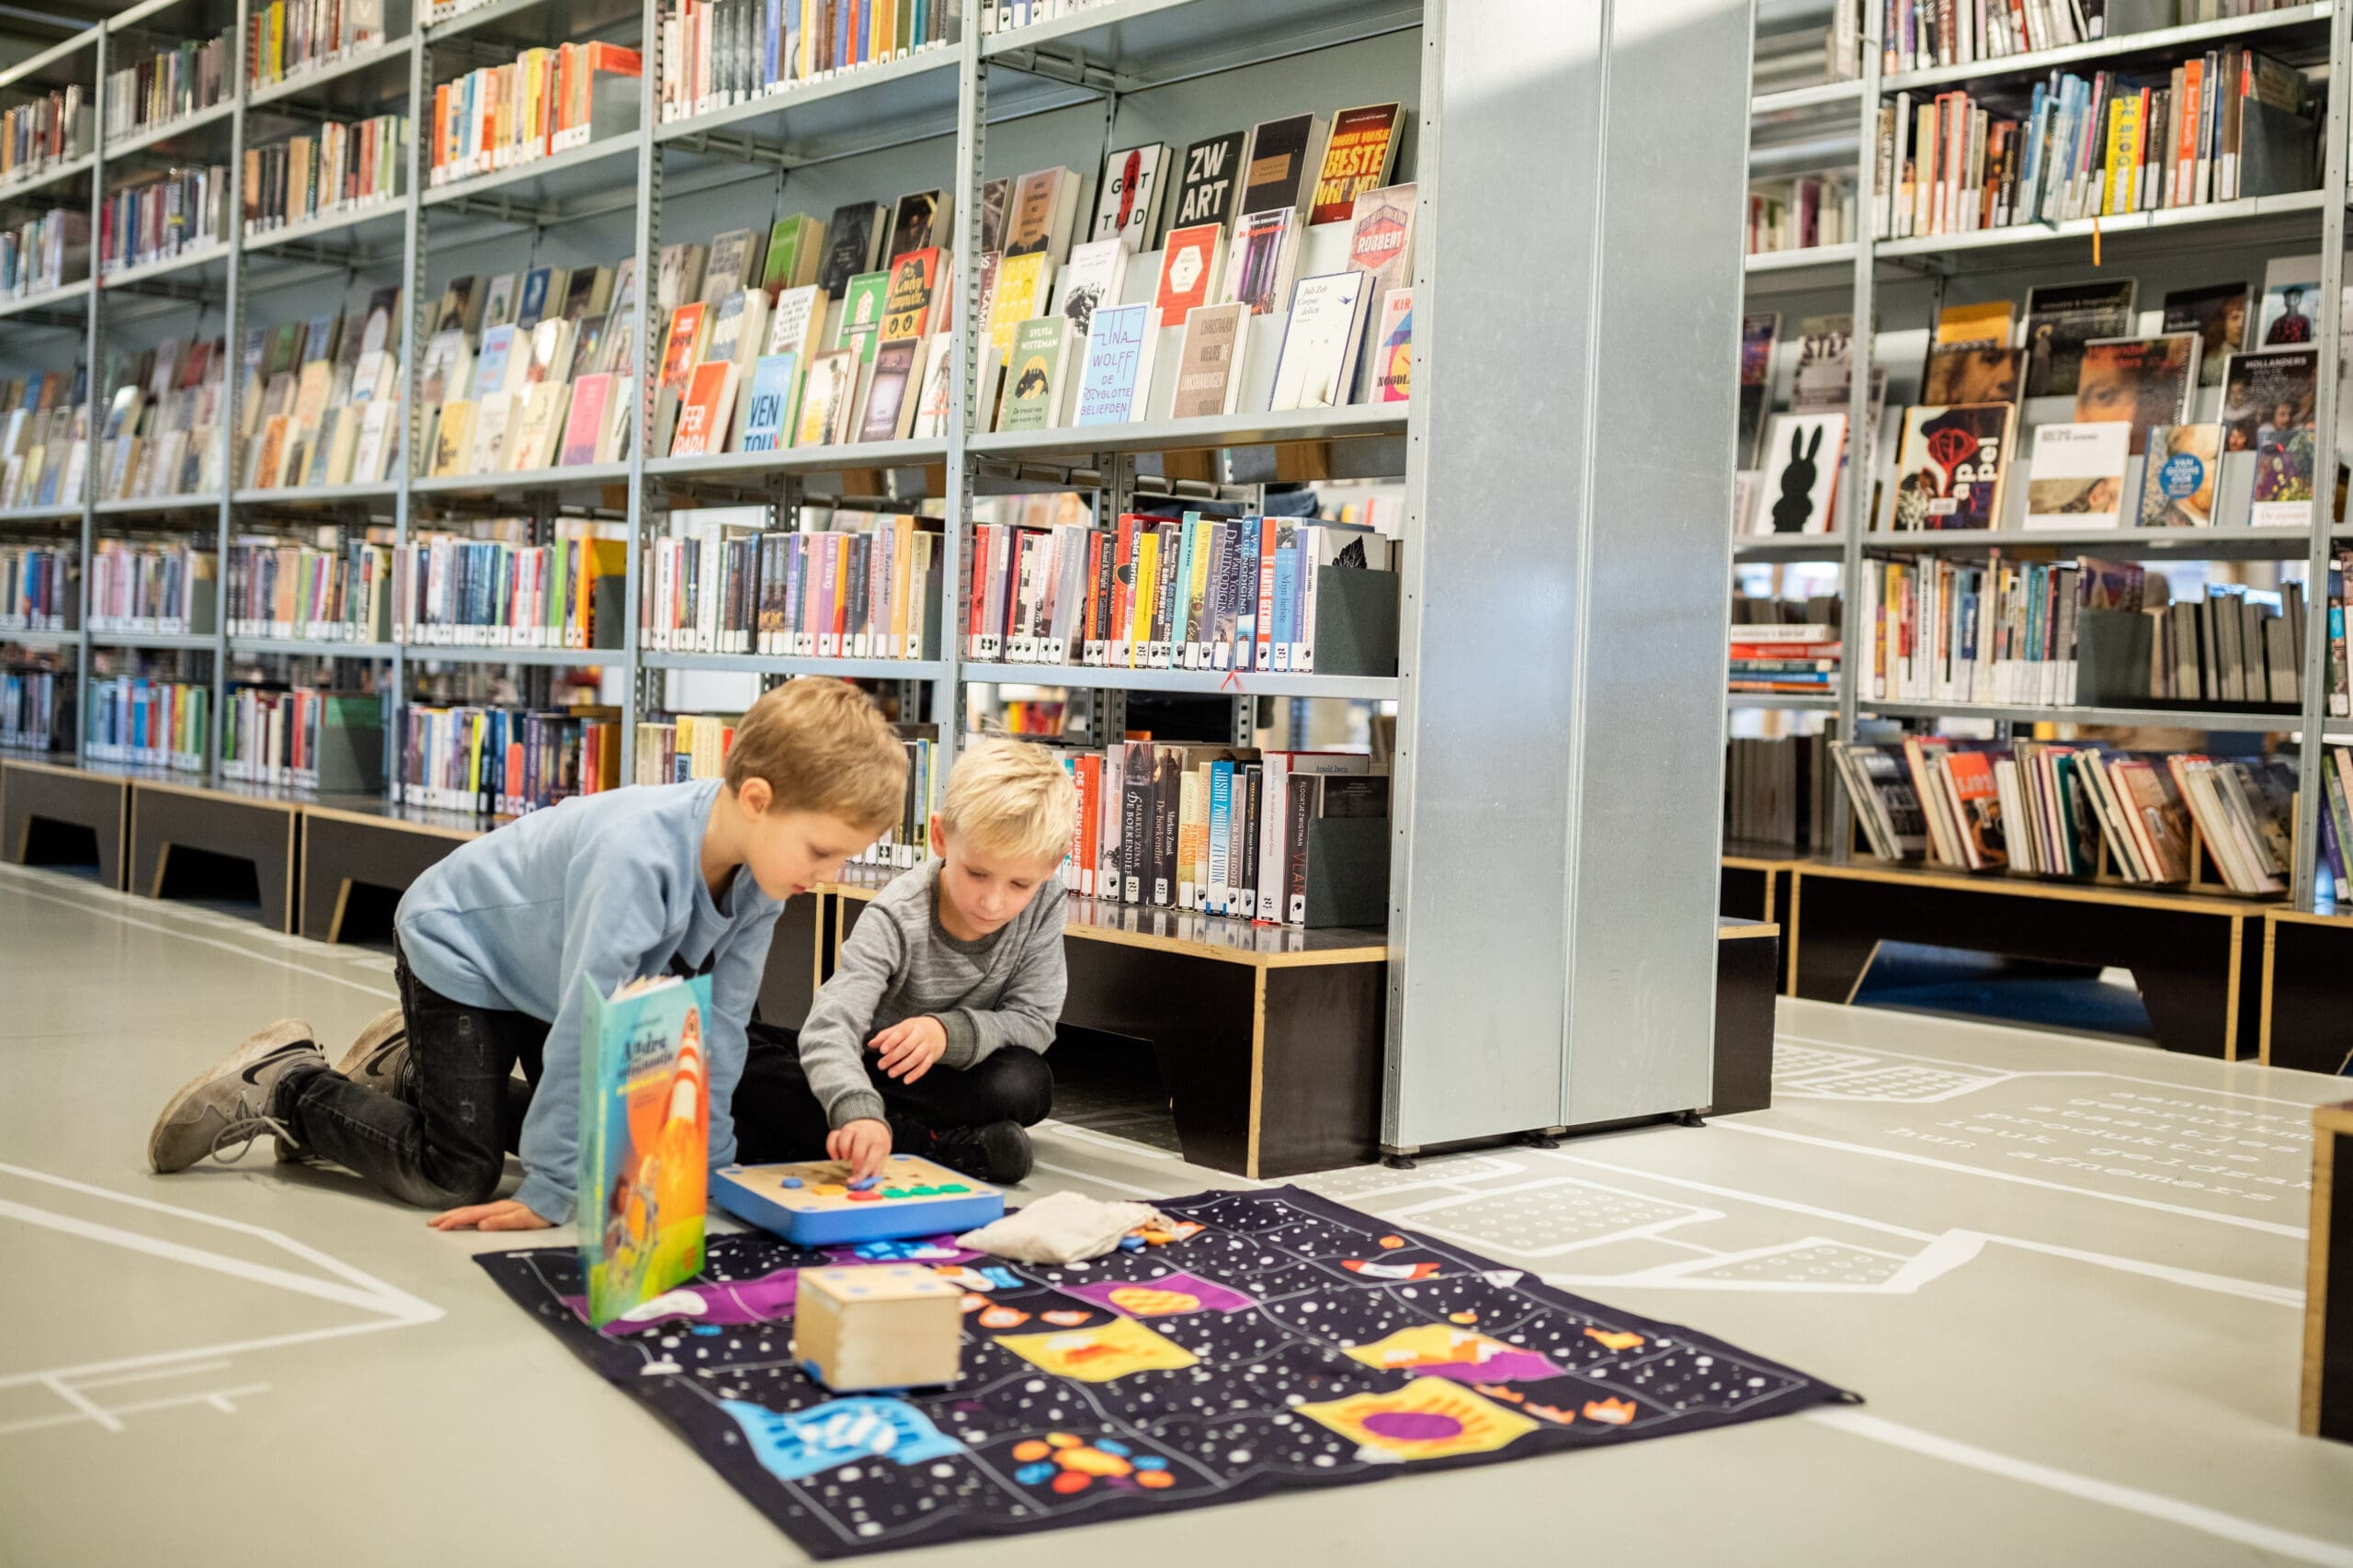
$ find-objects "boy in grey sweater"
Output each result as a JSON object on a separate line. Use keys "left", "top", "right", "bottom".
{"left": 734, "top": 737, "right": 1080, "bottom": 1185}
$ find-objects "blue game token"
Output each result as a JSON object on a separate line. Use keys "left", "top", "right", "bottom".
{"left": 849, "top": 1176, "right": 881, "bottom": 1191}
{"left": 781, "top": 1177, "right": 803, "bottom": 1188}
{"left": 1118, "top": 1235, "right": 1146, "bottom": 1252}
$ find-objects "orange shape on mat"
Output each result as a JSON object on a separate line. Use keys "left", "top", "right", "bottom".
{"left": 1041, "top": 1310, "right": 1092, "bottom": 1327}
{"left": 979, "top": 1306, "right": 1030, "bottom": 1329}
{"left": 1051, "top": 1471, "right": 1090, "bottom": 1494}
{"left": 1583, "top": 1327, "right": 1646, "bottom": 1352}
{"left": 1377, "top": 1234, "right": 1405, "bottom": 1250}
{"left": 1582, "top": 1398, "right": 1638, "bottom": 1426}
{"left": 1057, "top": 1446, "right": 1133, "bottom": 1478}
{"left": 1044, "top": 1432, "right": 1082, "bottom": 1449}
{"left": 1137, "top": 1470, "right": 1176, "bottom": 1489}
{"left": 1104, "top": 1285, "right": 1202, "bottom": 1317}
{"left": 1012, "top": 1439, "right": 1051, "bottom": 1462}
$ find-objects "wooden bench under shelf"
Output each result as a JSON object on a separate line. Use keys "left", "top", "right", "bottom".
{"left": 126, "top": 774, "right": 306, "bottom": 932}
{"left": 2306, "top": 1099, "right": 2353, "bottom": 1444}
{"left": 2262, "top": 908, "right": 2353, "bottom": 1074}
{"left": 3, "top": 758, "right": 130, "bottom": 890}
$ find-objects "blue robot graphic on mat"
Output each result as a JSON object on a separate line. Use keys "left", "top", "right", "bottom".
{"left": 722, "top": 1397, "right": 962, "bottom": 1481}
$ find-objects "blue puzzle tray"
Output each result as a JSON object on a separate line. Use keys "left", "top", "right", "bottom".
{"left": 711, "top": 1155, "right": 1005, "bottom": 1246}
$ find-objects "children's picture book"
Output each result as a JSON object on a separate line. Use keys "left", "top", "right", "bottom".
{"left": 2222, "top": 346, "right": 2317, "bottom": 525}
{"left": 2162, "top": 281, "right": 2250, "bottom": 386}
{"left": 2022, "top": 278, "right": 2137, "bottom": 397}
{"left": 1171, "top": 301, "right": 1251, "bottom": 420}
{"left": 2137, "top": 423, "right": 2222, "bottom": 527}
{"left": 2257, "top": 254, "right": 2321, "bottom": 345}
{"left": 1093, "top": 143, "right": 1169, "bottom": 251}
{"left": 2072, "top": 334, "right": 2199, "bottom": 451}
{"left": 1074, "top": 303, "right": 1158, "bottom": 426}
{"left": 1885, "top": 403, "right": 2014, "bottom": 531}
{"left": 2023, "top": 422, "right": 2130, "bottom": 530}
{"left": 1310, "top": 104, "right": 1403, "bottom": 224}
{"left": 1752, "top": 411, "right": 1843, "bottom": 534}
{"left": 1155, "top": 223, "right": 1226, "bottom": 325}
{"left": 577, "top": 971, "right": 711, "bottom": 1328}
{"left": 1373, "top": 288, "right": 1412, "bottom": 404}
{"left": 1269, "top": 271, "right": 1371, "bottom": 412}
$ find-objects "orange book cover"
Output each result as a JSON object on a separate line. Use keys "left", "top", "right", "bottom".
{"left": 660, "top": 303, "right": 710, "bottom": 394}
{"left": 1938, "top": 751, "right": 2007, "bottom": 870}
{"left": 670, "top": 360, "right": 738, "bottom": 458}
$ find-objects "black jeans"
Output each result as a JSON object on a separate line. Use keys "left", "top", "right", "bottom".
{"left": 732, "top": 1023, "right": 1053, "bottom": 1165}
{"left": 278, "top": 940, "right": 546, "bottom": 1210}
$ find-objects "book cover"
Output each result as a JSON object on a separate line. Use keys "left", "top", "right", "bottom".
{"left": 1935, "top": 299, "right": 2014, "bottom": 347}
{"left": 977, "top": 176, "right": 1010, "bottom": 254}
{"left": 1226, "top": 207, "right": 1300, "bottom": 317}
{"left": 767, "top": 284, "right": 831, "bottom": 361}
{"left": 671, "top": 360, "right": 739, "bottom": 457}
{"left": 1172, "top": 302, "right": 1249, "bottom": 420}
{"left": 517, "top": 264, "right": 562, "bottom": 331}
{"left": 661, "top": 302, "right": 711, "bottom": 394}
{"left": 703, "top": 226, "right": 765, "bottom": 302}
{"left": 1004, "top": 166, "right": 1077, "bottom": 261}
{"left": 761, "top": 212, "right": 824, "bottom": 296}
{"left": 2022, "top": 278, "right": 2137, "bottom": 397}
{"left": 817, "top": 200, "right": 885, "bottom": 296}
{"left": 879, "top": 247, "right": 938, "bottom": 341}
{"left": 2257, "top": 253, "right": 2320, "bottom": 345}
{"left": 2137, "top": 423, "right": 2222, "bottom": 527}
{"left": 997, "top": 316, "right": 1074, "bottom": 432}
{"left": 793, "top": 347, "right": 856, "bottom": 447}
{"left": 1372, "top": 288, "right": 1411, "bottom": 403}
{"left": 1346, "top": 183, "right": 1415, "bottom": 306}
{"left": 576, "top": 971, "right": 710, "bottom": 1329}
{"left": 910, "top": 335, "right": 956, "bottom": 438}
{"left": 2073, "top": 333, "right": 2199, "bottom": 452}
{"left": 888, "top": 187, "right": 951, "bottom": 261}
{"left": 1171, "top": 131, "right": 1246, "bottom": 232}
{"left": 835, "top": 270, "right": 891, "bottom": 364}
{"left": 656, "top": 242, "right": 709, "bottom": 312}
{"left": 986, "top": 251, "right": 1053, "bottom": 352}
{"left": 1921, "top": 344, "right": 2019, "bottom": 404}
{"left": 857, "top": 337, "right": 919, "bottom": 443}
{"left": 2162, "top": 281, "right": 2250, "bottom": 387}
{"left": 1311, "top": 104, "right": 1402, "bottom": 225}
{"left": 1752, "top": 411, "right": 1843, "bottom": 535}
{"left": 1092, "top": 142, "right": 1169, "bottom": 251}
{"left": 472, "top": 323, "right": 518, "bottom": 402}
{"left": 481, "top": 271, "right": 519, "bottom": 330}
{"left": 1886, "top": 403, "right": 2014, "bottom": 531}
{"left": 430, "top": 399, "right": 475, "bottom": 475}
{"left": 1154, "top": 223, "right": 1225, "bottom": 325}
{"left": 513, "top": 382, "right": 570, "bottom": 469}
{"left": 561, "top": 373, "right": 612, "bottom": 466}
{"left": 1055, "top": 237, "right": 1129, "bottom": 337}
{"left": 740, "top": 353, "right": 801, "bottom": 453}
{"left": 1737, "top": 311, "right": 1778, "bottom": 466}
{"left": 1269, "top": 272, "right": 1370, "bottom": 412}
{"left": 1074, "top": 302, "right": 1156, "bottom": 426}
{"left": 2024, "top": 422, "right": 2130, "bottom": 529}
{"left": 1240, "top": 114, "right": 1327, "bottom": 218}
{"left": 2222, "top": 347, "right": 2317, "bottom": 526}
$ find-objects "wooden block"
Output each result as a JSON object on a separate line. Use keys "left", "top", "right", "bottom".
{"left": 794, "top": 1264, "right": 963, "bottom": 1392}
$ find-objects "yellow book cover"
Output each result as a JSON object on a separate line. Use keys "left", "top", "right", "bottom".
{"left": 2103, "top": 96, "right": 2140, "bottom": 216}
{"left": 988, "top": 252, "right": 1052, "bottom": 354}
{"left": 891, "top": 519, "right": 915, "bottom": 657}
{"left": 576, "top": 537, "right": 627, "bottom": 649}
{"left": 431, "top": 400, "right": 477, "bottom": 476}
{"left": 1129, "top": 527, "right": 1159, "bottom": 666}
{"left": 1185, "top": 517, "right": 1212, "bottom": 660}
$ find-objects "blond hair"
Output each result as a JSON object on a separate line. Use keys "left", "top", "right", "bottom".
{"left": 939, "top": 736, "right": 1078, "bottom": 865}
{"left": 723, "top": 678, "right": 906, "bottom": 832}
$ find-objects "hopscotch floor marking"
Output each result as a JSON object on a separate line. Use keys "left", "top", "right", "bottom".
{"left": 1810, "top": 1409, "right": 2353, "bottom": 1568}
{"left": 0, "top": 865, "right": 397, "bottom": 1000}
{"left": 1770, "top": 1030, "right": 2333, "bottom": 1111}
{"left": 1386, "top": 1176, "right": 1722, "bottom": 1258}
{"left": 1547, "top": 1230, "right": 1985, "bottom": 1296}
{"left": 1712, "top": 1121, "right": 2306, "bottom": 1237}
{"left": 1, "top": 1383, "right": 273, "bottom": 1439}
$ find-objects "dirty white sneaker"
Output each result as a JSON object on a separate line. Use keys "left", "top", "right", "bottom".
{"left": 147, "top": 1019, "right": 324, "bottom": 1174}
{"left": 334, "top": 1006, "right": 409, "bottom": 1098}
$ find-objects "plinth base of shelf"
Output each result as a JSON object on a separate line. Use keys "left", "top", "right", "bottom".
{"left": 2, "top": 759, "right": 128, "bottom": 890}
{"left": 130, "top": 778, "right": 301, "bottom": 932}
{"left": 2261, "top": 910, "right": 2353, "bottom": 1074}
{"left": 1709, "top": 916, "right": 1779, "bottom": 1118}
{"left": 2304, "top": 1099, "right": 2353, "bottom": 1442}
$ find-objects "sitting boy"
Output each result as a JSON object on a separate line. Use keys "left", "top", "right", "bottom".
{"left": 733, "top": 736, "right": 1077, "bottom": 1186}
{"left": 146, "top": 678, "right": 908, "bottom": 1233}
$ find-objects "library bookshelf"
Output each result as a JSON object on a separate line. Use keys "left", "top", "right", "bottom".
{"left": 1735, "top": 1, "right": 2353, "bottom": 1028}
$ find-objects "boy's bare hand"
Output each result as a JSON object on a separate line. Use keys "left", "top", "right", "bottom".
{"left": 429, "top": 1199, "right": 553, "bottom": 1232}
{"left": 827, "top": 1118, "right": 892, "bottom": 1181}
{"left": 870, "top": 1016, "right": 949, "bottom": 1084}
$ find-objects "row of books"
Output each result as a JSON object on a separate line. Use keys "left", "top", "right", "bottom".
{"left": 1836, "top": 733, "right": 2293, "bottom": 894}
{"left": 862, "top": 733, "right": 942, "bottom": 869}
{"left": 2314, "top": 745, "right": 2353, "bottom": 889}
{"left": 657, "top": 0, "right": 958, "bottom": 123}
{"left": 0, "top": 86, "right": 88, "bottom": 188}
{"left": 87, "top": 540, "right": 215, "bottom": 636}
{"left": 1725, "top": 729, "right": 1836, "bottom": 851}
{"left": 242, "top": 115, "right": 407, "bottom": 236}
{"left": 220, "top": 685, "right": 382, "bottom": 790}
{"left": 389, "top": 534, "right": 627, "bottom": 649}
{"left": 0, "top": 665, "right": 68, "bottom": 751}
{"left": 1880, "top": 0, "right": 2298, "bottom": 75}
{"left": 642, "top": 515, "right": 942, "bottom": 658}
{"left": 105, "top": 33, "right": 232, "bottom": 147}
{"left": 1730, "top": 620, "right": 1841, "bottom": 695}
{"left": 1057, "top": 741, "right": 1388, "bottom": 925}
{"left": 1877, "top": 50, "right": 2313, "bottom": 243}
{"left": 966, "top": 513, "right": 1393, "bottom": 673}
{"left": 246, "top": 0, "right": 390, "bottom": 93}
{"left": 239, "top": 290, "right": 406, "bottom": 492}
{"left": 100, "top": 165, "right": 231, "bottom": 277}
{"left": 1, "top": 210, "right": 90, "bottom": 301}
{"left": 99, "top": 332, "right": 231, "bottom": 503}
{"left": 0, "top": 401, "right": 88, "bottom": 512}
{"left": 86, "top": 676, "right": 207, "bottom": 773}
{"left": 400, "top": 702, "right": 621, "bottom": 814}
{"left": 1745, "top": 175, "right": 1855, "bottom": 257}
{"left": 224, "top": 539, "right": 393, "bottom": 643}
{"left": 426, "top": 312, "right": 632, "bottom": 477}
{"left": 426, "top": 43, "right": 642, "bottom": 188}
{"left": 0, "top": 545, "right": 75, "bottom": 632}
{"left": 633, "top": 711, "right": 732, "bottom": 785}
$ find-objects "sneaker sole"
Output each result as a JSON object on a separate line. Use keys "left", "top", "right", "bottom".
{"left": 147, "top": 1020, "right": 315, "bottom": 1174}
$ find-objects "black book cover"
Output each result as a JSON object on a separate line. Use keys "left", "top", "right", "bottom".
{"left": 1152, "top": 744, "right": 1180, "bottom": 907}
{"left": 1172, "top": 131, "right": 1245, "bottom": 231}
{"left": 1234, "top": 763, "right": 1261, "bottom": 914}
{"left": 1092, "top": 526, "right": 1116, "bottom": 655}
{"left": 1120, "top": 739, "right": 1153, "bottom": 903}
{"left": 1151, "top": 519, "right": 1179, "bottom": 663}
{"left": 1240, "top": 116, "right": 1315, "bottom": 217}
{"left": 1284, "top": 773, "right": 1315, "bottom": 924}
{"left": 819, "top": 202, "right": 882, "bottom": 297}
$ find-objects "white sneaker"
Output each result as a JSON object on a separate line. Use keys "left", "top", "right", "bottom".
{"left": 147, "top": 1020, "right": 323, "bottom": 1174}
{"left": 334, "top": 1006, "right": 409, "bottom": 1098}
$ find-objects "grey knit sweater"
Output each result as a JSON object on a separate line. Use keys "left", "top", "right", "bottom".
{"left": 796, "top": 858, "right": 1066, "bottom": 1128}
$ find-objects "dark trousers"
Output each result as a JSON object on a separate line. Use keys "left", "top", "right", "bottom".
{"left": 731, "top": 1025, "right": 1053, "bottom": 1165}
{"left": 278, "top": 940, "right": 546, "bottom": 1210}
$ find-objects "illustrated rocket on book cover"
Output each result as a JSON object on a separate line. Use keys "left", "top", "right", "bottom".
{"left": 578, "top": 971, "right": 710, "bottom": 1327}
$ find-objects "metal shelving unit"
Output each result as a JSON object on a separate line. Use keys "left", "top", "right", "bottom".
{"left": 1738, "top": 0, "right": 2353, "bottom": 912}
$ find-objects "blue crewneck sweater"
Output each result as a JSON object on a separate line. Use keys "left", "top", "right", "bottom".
{"left": 394, "top": 778, "right": 779, "bottom": 1224}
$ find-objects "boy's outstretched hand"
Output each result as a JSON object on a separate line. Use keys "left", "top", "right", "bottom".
{"left": 828, "top": 1117, "right": 892, "bottom": 1181}
{"left": 429, "top": 1199, "right": 553, "bottom": 1232}
{"left": 870, "top": 1015, "right": 949, "bottom": 1084}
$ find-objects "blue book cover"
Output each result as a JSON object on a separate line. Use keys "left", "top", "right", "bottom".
{"left": 578, "top": 971, "right": 711, "bottom": 1327}
{"left": 1269, "top": 521, "right": 1299, "bottom": 669}
{"left": 472, "top": 323, "right": 517, "bottom": 402}
{"left": 741, "top": 352, "right": 801, "bottom": 452}
{"left": 1208, "top": 760, "right": 1233, "bottom": 913}
{"left": 518, "top": 267, "right": 553, "bottom": 331}
{"left": 1232, "top": 515, "right": 1259, "bottom": 669}
{"left": 1074, "top": 302, "right": 1154, "bottom": 426}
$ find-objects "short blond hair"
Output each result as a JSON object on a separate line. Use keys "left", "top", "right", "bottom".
{"left": 939, "top": 737, "right": 1078, "bottom": 865}
{"left": 723, "top": 678, "right": 906, "bottom": 832}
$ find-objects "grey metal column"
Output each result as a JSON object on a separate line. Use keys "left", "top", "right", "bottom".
{"left": 74, "top": 26, "right": 106, "bottom": 767}
{"left": 392, "top": 17, "right": 427, "bottom": 802}
{"left": 1384, "top": 0, "right": 1754, "bottom": 1150}
{"left": 938, "top": 17, "right": 983, "bottom": 765}
{"left": 210, "top": 0, "right": 250, "bottom": 778}
{"left": 622, "top": 0, "right": 662, "bottom": 785}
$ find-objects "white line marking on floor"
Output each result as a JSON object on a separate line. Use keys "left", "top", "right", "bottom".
{"left": 0, "top": 867, "right": 397, "bottom": 999}
{"left": 1809, "top": 1409, "right": 2353, "bottom": 1567}
{"left": 72, "top": 1359, "right": 232, "bottom": 1392}
{"left": 1034, "top": 1120, "right": 1183, "bottom": 1161}
{"left": 40, "top": 1376, "right": 122, "bottom": 1434}
{"left": 1772, "top": 1032, "right": 2333, "bottom": 1110}
{"left": 0, "top": 1383, "right": 272, "bottom": 1438}
{"left": 1714, "top": 1121, "right": 2305, "bottom": 1236}
{"left": 0, "top": 1198, "right": 408, "bottom": 1314}
{"left": 0, "top": 1319, "right": 431, "bottom": 1396}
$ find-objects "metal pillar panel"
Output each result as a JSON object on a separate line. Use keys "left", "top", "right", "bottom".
{"left": 1386, "top": 0, "right": 1750, "bottom": 1147}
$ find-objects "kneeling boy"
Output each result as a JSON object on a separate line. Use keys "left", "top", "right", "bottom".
{"left": 734, "top": 736, "right": 1077, "bottom": 1186}
{"left": 146, "top": 679, "right": 908, "bottom": 1232}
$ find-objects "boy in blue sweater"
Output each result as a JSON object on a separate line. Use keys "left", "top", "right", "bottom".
{"left": 145, "top": 678, "right": 908, "bottom": 1233}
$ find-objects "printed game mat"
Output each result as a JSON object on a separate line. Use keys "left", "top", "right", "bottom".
{"left": 479, "top": 1185, "right": 1852, "bottom": 1557}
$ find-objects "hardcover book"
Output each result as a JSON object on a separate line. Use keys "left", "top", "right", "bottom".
{"left": 1885, "top": 403, "right": 2014, "bottom": 531}
{"left": 2137, "top": 423, "right": 2222, "bottom": 528}
{"left": 2022, "top": 278, "right": 2137, "bottom": 398}
{"left": 2024, "top": 422, "right": 2130, "bottom": 530}
{"left": 1055, "top": 237, "right": 1129, "bottom": 337}
{"left": 1092, "top": 142, "right": 1169, "bottom": 251}
{"left": 2257, "top": 254, "right": 2320, "bottom": 346}
{"left": 1239, "top": 114, "right": 1328, "bottom": 218}
{"left": 1226, "top": 207, "right": 1301, "bottom": 317}
{"left": 1310, "top": 104, "right": 1402, "bottom": 225}
{"left": 1269, "top": 272, "right": 1371, "bottom": 412}
{"left": 857, "top": 337, "right": 921, "bottom": 443}
{"left": 1752, "top": 411, "right": 1843, "bottom": 535}
{"left": 2162, "top": 281, "right": 2249, "bottom": 386}
{"left": 997, "top": 316, "right": 1075, "bottom": 433}
{"left": 1074, "top": 303, "right": 1157, "bottom": 426}
{"left": 2073, "top": 334, "right": 2199, "bottom": 451}
{"left": 818, "top": 201, "right": 886, "bottom": 296}
{"left": 1154, "top": 223, "right": 1225, "bottom": 324}
{"left": 576, "top": 971, "right": 710, "bottom": 1329}
{"left": 2222, "top": 346, "right": 2317, "bottom": 527}
{"left": 1171, "top": 131, "right": 1246, "bottom": 231}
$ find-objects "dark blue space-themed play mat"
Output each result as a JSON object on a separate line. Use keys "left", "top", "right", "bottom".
{"left": 479, "top": 1185, "right": 1852, "bottom": 1557}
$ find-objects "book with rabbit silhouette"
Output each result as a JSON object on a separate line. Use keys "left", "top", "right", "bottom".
{"left": 1750, "top": 412, "right": 1844, "bottom": 535}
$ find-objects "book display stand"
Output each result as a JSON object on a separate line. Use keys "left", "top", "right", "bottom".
{"left": 1739, "top": 2, "right": 2353, "bottom": 1055}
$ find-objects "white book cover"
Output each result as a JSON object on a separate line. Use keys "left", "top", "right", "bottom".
{"left": 767, "top": 285, "right": 831, "bottom": 361}
{"left": 1054, "top": 238, "right": 1129, "bottom": 338}
{"left": 1268, "top": 272, "right": 1371, "bottom": 412}
{"left": 1092, "top": 142, "right": 1170, "bottom": 251}
{"left": 2023, "top": 422, "right": 2130, "bottom": 529}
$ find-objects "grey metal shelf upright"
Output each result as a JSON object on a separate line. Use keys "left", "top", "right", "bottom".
{"left": 1739, "top": 0, "right": 2353, "bottom": 912}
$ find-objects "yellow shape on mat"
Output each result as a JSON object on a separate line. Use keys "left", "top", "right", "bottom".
{"left": 995, "top": 1316, "right": 1200, "bottom": 1382}
{"left": 1298, "top": 1377, "right": 1540, "bottom": 1460}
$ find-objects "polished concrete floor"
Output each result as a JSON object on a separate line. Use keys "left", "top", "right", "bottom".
{"left": 2, "top": 857, "right": 2349, "bottom": 1566}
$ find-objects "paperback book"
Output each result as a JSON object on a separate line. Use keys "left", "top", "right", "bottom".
{"left": 2024, "top": 423, "right": 2129, "bottom": 530}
